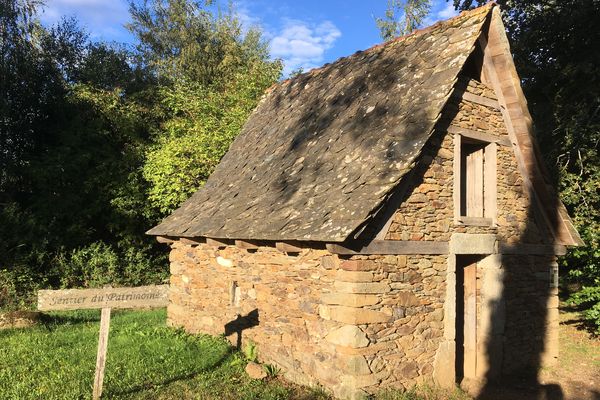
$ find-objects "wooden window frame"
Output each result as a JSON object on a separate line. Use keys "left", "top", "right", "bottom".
{"left": 453, "top": 134, "right": 497, "bottom": 226}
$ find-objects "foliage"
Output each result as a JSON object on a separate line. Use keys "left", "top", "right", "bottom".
{"left": 242, "top": 339, "right": 258, "bottom": 362}
{"left": 376, "top": 0, "right": 432, "bottom": 40}
{"left": 376, "top": 383, "right": 469, "bottom": 400}
{"left": 55, "top": 241, "right": 167, "bottom": 289}
{"left": 262, "top": 364, "right": 280, "bottom": 378}
{"left": 127, "top": 0, "right": 276, "bottom": 86}
{"left": 0, "top": 0, "right": 279, "bottom": 308}
{"left": 143, "top": 62, "right": 280, "bottom": 214}
{"left": 0, "top": 267, "right": 49, "bottom": 311}
{"left": 134, "top": 0, "right": 281, "bottom": 214}
{"left": 0, "top": 309, "right": 330, "bottom": 399}
{"left": 568, "top": 286, "right": 600, "bottom": 334}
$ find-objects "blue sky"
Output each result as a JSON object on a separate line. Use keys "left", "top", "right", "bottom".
{"left": 39, "top": 0, "right": 458, "bottom": 76}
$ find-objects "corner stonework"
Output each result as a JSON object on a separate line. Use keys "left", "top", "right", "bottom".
{"left": 321, "top": 259, "right": 388, "bottom": 399}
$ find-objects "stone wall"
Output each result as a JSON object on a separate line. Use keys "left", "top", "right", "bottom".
{"left": 168, "top": 242, "right": 449, "bottom": 398}
{"left": 385, "top": 76, "right": 546, "bottom": 244}
{"left": 500, "top": 254, "right": 559, "bottom": 372}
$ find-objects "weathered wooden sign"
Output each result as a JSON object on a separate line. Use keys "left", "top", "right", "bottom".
{"left": 38, "top": 285, "right": 169, "bottom": 400}
{"left": 38, "top": 285, "right": 168, "bottom": 311}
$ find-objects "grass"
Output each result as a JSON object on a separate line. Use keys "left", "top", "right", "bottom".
{"left": 0, "top": 308, "right": 479, "bottom": 399}
{"left": 0, "top": 309, "right": 328, "bottom": 400}
{"left": 376, "top": 385, "right": 470, "bottom": 400}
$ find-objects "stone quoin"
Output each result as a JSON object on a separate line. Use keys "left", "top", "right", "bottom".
{"left": 147, "top": 4, "right": 582, "bottom": 399}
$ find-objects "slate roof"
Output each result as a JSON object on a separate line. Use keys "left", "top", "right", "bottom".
{"left": 147, "top": 4, "right": 494, "bottom": 241}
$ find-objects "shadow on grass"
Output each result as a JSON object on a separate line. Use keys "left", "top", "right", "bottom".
{"left": 104, "top": 343, "right": 238, "bottom": 398}
{"left": 38, "top": 310, "right": 101, "bottom": 327}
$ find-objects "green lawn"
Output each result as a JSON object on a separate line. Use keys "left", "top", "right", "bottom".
{"left": 0, "top": 309, "right": 472, "bottom": 400}
{"left": 0, "top": 309, "right": 328, "bottom": 400}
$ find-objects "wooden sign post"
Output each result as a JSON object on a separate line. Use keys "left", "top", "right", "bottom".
{"left": 38, "top": 285, "right": 169, "bottom": 400}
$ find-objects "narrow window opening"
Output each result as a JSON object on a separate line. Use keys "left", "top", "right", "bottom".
{"left": 455, "top": 136, "right": 496, "bottom": 225}
{"left": 460, "top": 140, "right": 486, "bottom": 218}
{"left": 230, "top": 281, "right": 240, "bottom": 307}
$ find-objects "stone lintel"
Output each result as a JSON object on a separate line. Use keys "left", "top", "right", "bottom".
{"left": 450, "top": 233, "right": 497, "bottom": 254}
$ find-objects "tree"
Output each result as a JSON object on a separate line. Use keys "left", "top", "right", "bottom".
{"left": 376, "top": 0, "right": 432, "bottom": 40}
{"left": 0, "top": 0, "right": 282, "bottom": 309}
{"left": 131, "top": 0, "right": 282, "bottom": 214}
{"left": 0, "top": 6, "right": 166, "bottom": 308}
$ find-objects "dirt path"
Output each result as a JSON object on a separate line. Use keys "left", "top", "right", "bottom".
{"left": 538, "top": 310, "right": 600, "bottom": 400}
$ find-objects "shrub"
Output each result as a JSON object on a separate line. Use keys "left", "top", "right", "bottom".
{"left": 56, "top": 241, "right": 168, "bottom": 289}
{"left": 56, "top": 242, "right": 121, "bottom": 288}
{"left": 0, "top": 266, "right": 48, "bottom": 311}
{"left": 568, "top": 285, "right": 600, "bottom": 334}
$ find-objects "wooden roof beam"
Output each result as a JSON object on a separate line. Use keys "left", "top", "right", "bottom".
{"left": 206, "top": 238, "right": 231, "bottom": 248}
{"left": 327, "top": 240, "right": 449, "bottom": 255}
{"left": 235, "top": 240, "right": 263, "bottom": 250}
{"left": 156, "top": 236, "right": 176, "bottom": 244}
{"left": 275, "top": 242, "right": 305, "bottom": 253}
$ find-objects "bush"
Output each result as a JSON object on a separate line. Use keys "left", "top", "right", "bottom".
{"left": 0, "top": 241, "right": 168, "bottom": 311}
{"left": 0, "top": 266, "right": 49, "bottom": 311}
{"left": 568, "top": 285, "right": 600, "bottom": 334}
{"left": 56, "top": 242, "right": 121, "bottom": 288}
{"left": 56, "top": 241, "right": 168, "bottom": 289}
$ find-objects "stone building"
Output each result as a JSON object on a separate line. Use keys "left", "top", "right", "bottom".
{"left": 148, "top": 4, "right": 582, "bottom": 399}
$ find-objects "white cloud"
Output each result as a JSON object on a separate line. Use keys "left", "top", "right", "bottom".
{"left": 424, "top": 0, "right": 459, "bottom": 28}
{"left": 269, "top": 19, "right": 341, "bottom": 76}
{"left": 233, "top": 2, "right": 262, "bottom": 33}
{"left": 437, "top": 2, "right": 458, "bottom": 19}
{"left": 40, "top": 0, "right": 131, "bottom": 42}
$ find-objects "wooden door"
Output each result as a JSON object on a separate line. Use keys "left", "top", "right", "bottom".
{"left": 463, "top": 261, "right": 477, "bottom": 379}
{"left": 456, "top": 255, "right": 479, "bottom": 383}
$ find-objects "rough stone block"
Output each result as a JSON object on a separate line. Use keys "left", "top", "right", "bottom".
{"left": 341, "top": 370, "right": 389, "bottom": 389}
{"left": 321, "top": 293, "right": 380, "bottom": 307}
{"left": 334, "top": 281, "right": 391, "bottom": 294}
{"left": 339, "top": 355, "right": 371, "bottom": 375}
{"left": 433, "top": 340, "right": 455, "bottom": 388}
{"left": 246, "top": 362, "right": 267, "bottom": 379}
{"left": 336, "top": 270, "right": 374, "bottom": 283}
{"left": 396, "top": 291, "right": 420, "bottom": 307}
{"left": 337, "top": 306, "right": 391, "bottom": 324}
{"left": 321, "top": 255, "right": 339, "bottom": 270}
{"left": 216, "top": 256, "right": 234, "bottom": 267}
{"left": 318, "top": 304, "right": 331, "bottom": 320}
{"left": 340, "top": 260, "right": 376, "bottom": 271}
{"left": 325, "top": 325, "right": 369, "bottom": 348}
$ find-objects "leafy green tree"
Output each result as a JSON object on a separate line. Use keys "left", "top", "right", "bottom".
{"left": 0, "top": 0, "right": 281, "bottom": 308}
{"left": 132, "top": 0, "right": 282, "bottom": 214}
{"left": 0, "top": 5, "right": 168, "bottom": 306}
{"left": 376, "top": 0, "right": 432, "bottom": 40}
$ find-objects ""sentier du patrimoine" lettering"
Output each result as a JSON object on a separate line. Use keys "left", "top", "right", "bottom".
{"left": 48, "top": 292, "right": 163, "bottom": 306}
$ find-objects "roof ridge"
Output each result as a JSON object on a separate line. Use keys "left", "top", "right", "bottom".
{"left": 266, "top": 2, "right": 496, "bottom": 94}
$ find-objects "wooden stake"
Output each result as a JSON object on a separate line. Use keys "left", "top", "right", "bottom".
{"left": 93, "top": 308, "right": 111, "bottom": 400}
